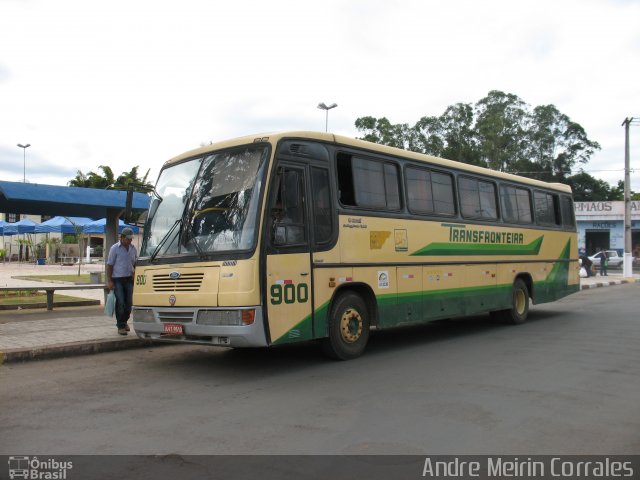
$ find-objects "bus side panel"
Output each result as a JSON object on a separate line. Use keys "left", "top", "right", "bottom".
{"left": 353, "top": 266, "right": 397, "bottom": 328}
{"left": 463, "top": 264, "right": 499, "bottom": 314}
{"left": 533, "top": 238, "right": 579, "bottom": 304}
{"left": 422, "top": 265, "right": 466, "bottom": 321}
{"left": 397, "top": 266, "right": 422, "bottom": 325}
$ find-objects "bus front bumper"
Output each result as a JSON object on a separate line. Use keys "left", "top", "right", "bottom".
{"left": 132, "top": 306, "right": 268, "bottom": 348}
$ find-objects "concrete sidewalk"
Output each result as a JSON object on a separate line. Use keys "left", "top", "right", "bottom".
{"left": 0, "top": 262, "right": 638, "bottom": 364}
{"left": 0, "top": 262, "right": 155, "bottom": 364}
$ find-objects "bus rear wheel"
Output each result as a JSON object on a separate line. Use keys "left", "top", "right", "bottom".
{"left": 493, "top": 278, "right": 529, "bottom": 325}
{"left": 322, "top": 292, "right": 370, "bottom": 360}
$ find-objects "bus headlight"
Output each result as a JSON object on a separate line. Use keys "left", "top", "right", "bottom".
{"left": 196, "top": 309, "right": 255, "bottom": 326}
{"left": 133, "top": 309, "right": 155, "bottom": 323}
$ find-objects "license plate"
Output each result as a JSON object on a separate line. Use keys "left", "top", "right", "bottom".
{"left": 163, "top": 323, "right": 184, "bottom": 335}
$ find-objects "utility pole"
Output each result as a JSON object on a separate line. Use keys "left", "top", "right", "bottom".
{"left": 621, "top": 117, "right": 638, "bottom": 278}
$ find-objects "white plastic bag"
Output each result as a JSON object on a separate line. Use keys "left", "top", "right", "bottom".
{"left": 579, "top": 267, "right": 588, "bottom": 278}
{"left": 104, "top": 290, "right": 116, "bottom": 316}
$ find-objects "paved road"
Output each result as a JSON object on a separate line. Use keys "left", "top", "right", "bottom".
{"left": 1, "top": 285, "right": 639, "bottom": 455}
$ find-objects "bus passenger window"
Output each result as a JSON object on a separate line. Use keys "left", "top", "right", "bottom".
{"left": 561, "top": 196, "right": 575, "bottom": 229}
{"left": 337, "top": 153, "right": 400, "bottom": 210}
{"left": 500, "top": 185, "right": 532, "bottom": 224}
{"left": 534, "top": 191, "right": 561, "bottom": 226}
{"left": 459, "top": 177, "right": 498, "bottom": 220}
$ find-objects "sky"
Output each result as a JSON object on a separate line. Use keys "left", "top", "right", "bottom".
{"left": 1, "top": 0, "right": 639, "bottom": 191}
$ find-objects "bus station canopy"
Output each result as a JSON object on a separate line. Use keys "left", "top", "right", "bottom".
{"left": 1, "top": 180, "right": 150, "bottom": 262}
{"left": 0, "top": 180, "right": 150, "bottom": 218}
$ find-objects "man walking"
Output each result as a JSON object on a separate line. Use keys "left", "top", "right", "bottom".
{"left": 106, "top": 227, "right": 138, "bottom": 335}
{"left": 599, "top": 248, "right": 608, "bottom": 276}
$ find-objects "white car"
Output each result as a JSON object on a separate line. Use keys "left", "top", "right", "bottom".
{"left": 588, "top": 250, "right": 623, "bottom": 269}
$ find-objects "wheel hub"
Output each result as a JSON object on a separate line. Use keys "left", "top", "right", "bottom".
{"left": 340, "top": 308, "right": 362, "bottom": 343}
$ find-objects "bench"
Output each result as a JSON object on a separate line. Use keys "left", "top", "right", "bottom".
{"left": 60, "top": 256, "right": 80, "bottom": 266}
{"left": 0, "top": 285, "right": 108, "bottom": 310}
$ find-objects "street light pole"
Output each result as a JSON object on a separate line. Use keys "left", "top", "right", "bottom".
{"left": 17, "top": 143, "right": 31, "bottom": 183}
{"left": 621, "top": 117, "right": 638, "bottom": 278}
{"left": 317, "top": 102, "right": 338, "bottom": 132}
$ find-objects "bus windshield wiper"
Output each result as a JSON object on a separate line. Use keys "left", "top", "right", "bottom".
{"left": 183, "top": 223, "right": 207, "bottom": 260}
{"left": 149, "top": 218, "right": 182, "bottom": 263}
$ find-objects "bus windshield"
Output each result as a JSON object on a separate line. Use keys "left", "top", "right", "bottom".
{"left": 140, "top": 145, "right": 268, "bottom": 259}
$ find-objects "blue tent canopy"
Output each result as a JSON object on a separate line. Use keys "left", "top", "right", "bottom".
{"left": 3, "top": 218, "right": 39, "bottom": 235}
{"left": 82, "top": 218, "right": 139, "bottom": 235}
{"left": 0, "top": 220, "right": 9, "bottom": 235}
{"left": 35, "top": 216, "right": 94, "bottom": 234}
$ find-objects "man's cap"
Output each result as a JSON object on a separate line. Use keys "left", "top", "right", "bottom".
{"left": 121, "top": 227, "right": 134, "bottom": 239}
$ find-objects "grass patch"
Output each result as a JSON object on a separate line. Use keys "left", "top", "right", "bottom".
{"left": 14, "top": 274, "right": 93, "bottom": 283}
{"left": 0, "top": 293, "right": 90, "bottom": 305}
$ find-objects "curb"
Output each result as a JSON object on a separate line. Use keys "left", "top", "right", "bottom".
{"left": 580, "top": 278, "right": 640, "bottom": 290}
{"left": 0, "top": 336, "right": 157, "bottom": 365}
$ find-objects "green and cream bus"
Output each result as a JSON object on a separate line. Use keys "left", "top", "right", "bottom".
{"left": 132, "top": 131, "right": 579, "bottom": 359}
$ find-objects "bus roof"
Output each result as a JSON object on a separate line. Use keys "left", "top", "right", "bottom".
{"left": 164, "top": 131, "right": 572, "bottom": 194}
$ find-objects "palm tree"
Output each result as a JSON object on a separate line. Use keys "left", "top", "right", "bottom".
{"left": 68, "top": 165, "right": 153, "bottom": 193}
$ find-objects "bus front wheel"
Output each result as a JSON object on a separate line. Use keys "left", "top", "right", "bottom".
{"left": 493, "top": 278, "right": 530, "bottom": 325}
{"left": 322, "top": 292, "right": 370, "bottom": 360}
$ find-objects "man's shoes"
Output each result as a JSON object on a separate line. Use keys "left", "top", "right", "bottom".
{"left": 118, "top": 328, "right": 128, "bottom": 335}
{"left": 125, "top": 324, "right": 131, "bottom": 332}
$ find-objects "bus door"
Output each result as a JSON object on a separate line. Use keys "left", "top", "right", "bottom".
{"left": 265, "top": 164, "right": 313, "bottom": 345}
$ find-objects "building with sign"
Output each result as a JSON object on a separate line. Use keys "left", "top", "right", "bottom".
{"left": 575, "top": 200, "right": 640, "bottom": 257}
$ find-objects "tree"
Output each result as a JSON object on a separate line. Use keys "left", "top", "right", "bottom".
{"left": 474, "top": 91, "right": 529, "bottom": 172}
{"left": 439, "top": 103, "right": 483, "bottom": 167}
{"left": 68, "top": 165, "right": 154, "bottom": 193}
{"left": 354, "top": 90, "right": 601, "bottom": 187}
{"left": 608, "top": 180, "right": 625, "bottom": 201}
{"left": 565, "top": 172, "right": 613, "bottom": 201}
{"left": 68, "top": 165, "right": 154, "bottom": 223}
{"left": 68, "top": 165, "right": 115, "bottom": 189}
{"left": 524, "top": 105, "right": 600, "bottom": 182}
{"left": 353, "top": 116, "right": 413, "bottom": 150}
{"left": 411, "top": 115, "right": 445, "bottom": 157}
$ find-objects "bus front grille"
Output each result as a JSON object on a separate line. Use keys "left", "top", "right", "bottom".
{"left": 153, "top": 273, "right": 204, "bottom": 292}
{"left": 157, "top": 310, "right": 195, "bottom": 323}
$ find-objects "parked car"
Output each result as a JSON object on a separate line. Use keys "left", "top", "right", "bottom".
{"left": 588, "top": 250, "right": 623, "bottom": 269}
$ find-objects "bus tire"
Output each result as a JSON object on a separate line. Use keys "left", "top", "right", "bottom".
{"left": 322, "top": 292, "right": 370, "bottom": 360}
{"left": 501, "top": 278, "right": 530, "bottom": 325}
